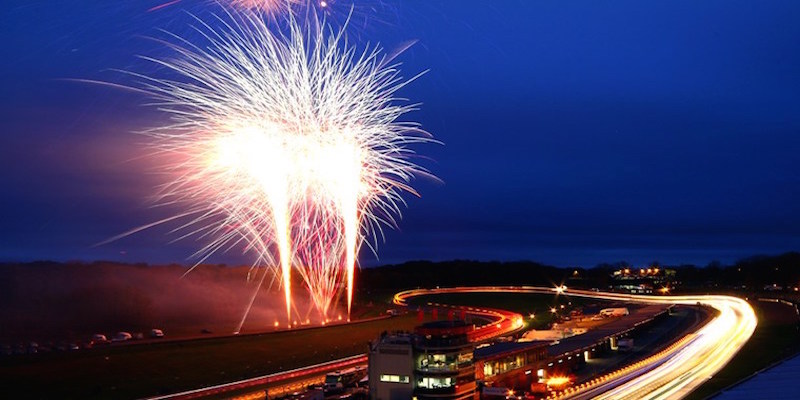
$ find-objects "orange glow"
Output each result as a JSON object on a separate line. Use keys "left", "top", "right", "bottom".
{"left": 546, "top": 376, "right": 571, "bottom": 387}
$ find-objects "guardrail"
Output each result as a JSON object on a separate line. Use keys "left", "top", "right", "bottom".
{"left": 144, "top": 353, "right": 367, "bottom": 400}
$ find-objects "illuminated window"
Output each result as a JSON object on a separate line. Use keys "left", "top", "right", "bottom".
{"left": 421, "top": 353, "right": 456, "bottom": 371}
{"left": 380, "top": 375, "right": 410, "bottom": 383}
{"left": 417, "top": 376, "right": 454, "bottom": 388}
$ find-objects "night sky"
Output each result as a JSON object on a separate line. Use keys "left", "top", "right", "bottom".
{"left": 2, "top": 1, "right": 799, "bottom": 268}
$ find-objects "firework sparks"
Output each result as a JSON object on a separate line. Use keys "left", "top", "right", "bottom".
{"left": 230, "top": 0, "right": 302, "bottom": 15}
{"left": 131, "top": 10, "right": 432, "bottom": 323}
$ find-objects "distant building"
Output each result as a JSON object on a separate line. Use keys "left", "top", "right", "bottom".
{"left": 611, "top": 267, "right": 675, "bottom": 293}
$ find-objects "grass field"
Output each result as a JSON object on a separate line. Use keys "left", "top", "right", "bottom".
{"left": 405, "top": 291, "right": 610, "bottom": 330}
{"left": 0, "top": 314, "right": 419, "bottom": 400}
{"left": 685, "top": 299, "right": 800, "bottom": 400}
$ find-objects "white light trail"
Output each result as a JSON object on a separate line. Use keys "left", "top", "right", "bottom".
{"left": 394, "top": 286, "right": 756, "bottom": 400}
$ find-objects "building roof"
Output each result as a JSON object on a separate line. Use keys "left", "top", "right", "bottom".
{"left": 419, "top": 320, "right": 471, "bottom": 329}
{"left": 373, "top": 332, "right": 413, "bottom": 346}
{"left": 474, "top": 340, "right": 551, "bottom": 361}
{"left": 415, "top": 319, "right": 474, "bottom": 337}
{"left": 547, "top": 304, "right": 672, "bottom": 357}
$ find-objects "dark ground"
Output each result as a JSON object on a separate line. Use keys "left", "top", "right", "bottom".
{"left": 0, "top": 314, "right": 419, "bottom": 400}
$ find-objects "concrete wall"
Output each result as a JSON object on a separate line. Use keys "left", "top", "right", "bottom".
{"left": 368, "top": 341, "right": 415, "bottom": 400}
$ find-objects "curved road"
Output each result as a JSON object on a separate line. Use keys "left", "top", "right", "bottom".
{"left": 395, "top": 286, "right": 757, "bottom": 400}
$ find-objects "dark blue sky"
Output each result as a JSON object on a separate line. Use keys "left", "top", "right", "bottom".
{"left": 2, "top": 1, "right": 799, "bottom": 267}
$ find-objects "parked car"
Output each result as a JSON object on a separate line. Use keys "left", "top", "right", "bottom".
{"left": 27, "top": 342, "right": 39, "bottom": 354}
{"left": 150, "top": 329, "right": 165, "bottom": 338}
{"left": 91, "top": 334, "right": 110, "bottom": 345}
{"left": 112, "top": 332, "right": 132, "bottom": 342}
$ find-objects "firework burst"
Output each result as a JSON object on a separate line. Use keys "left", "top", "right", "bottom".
{"left": 131, "top": 10, "right": 432, "bottom": 323}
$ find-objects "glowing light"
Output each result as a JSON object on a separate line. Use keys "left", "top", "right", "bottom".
{"left": 546, "top": 376, "right": 571, "bottom": 387}
{"left": 132, "top": 10, "right": 432, "bottom": 323}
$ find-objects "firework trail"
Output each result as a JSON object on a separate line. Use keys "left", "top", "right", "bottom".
{"left": 130, "top": 9, "right": 432, "bottom": 323}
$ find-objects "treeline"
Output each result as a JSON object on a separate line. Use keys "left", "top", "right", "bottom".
{"left": 358, "top": 252, "right": 800, "bottom": 293}
{"left": 357, "top": 260, "right": 568, "bottom": 294}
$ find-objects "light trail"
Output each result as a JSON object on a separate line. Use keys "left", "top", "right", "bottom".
{"left": 144, "top": 354, "right": 367, "bottom": 400}
{"left": 420, "top": 301, "right": 525, "bottom": 342}
{"left": 560, "top": 293, "right": 756, "bottom": 400}
{"left": 394, "top": 286, "right": 757, "bottom": 400}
